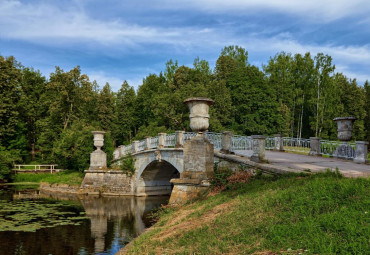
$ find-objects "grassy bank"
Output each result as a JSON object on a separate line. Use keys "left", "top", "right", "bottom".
{"left": 13, "top": 171, "right": 84, "bottom": 186}
{"left": 123, "top": 172, "right": 370, "bottom": 254}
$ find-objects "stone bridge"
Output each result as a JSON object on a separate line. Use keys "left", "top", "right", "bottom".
{"left": 81, "top": 130, "right": 369, "bottom": 197}
{"left": 81, "top": 98, "right": 368, "bottom": 200}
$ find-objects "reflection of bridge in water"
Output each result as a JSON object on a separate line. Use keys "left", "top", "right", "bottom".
{"left": 26, "top": 191, "right": 169, "bottom": 253}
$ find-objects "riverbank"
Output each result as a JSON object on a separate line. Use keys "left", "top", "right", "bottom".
{"left": 119, "top": 171, "right": 370, "bottom": 254}
{"left": 13, "top": 171, "right": 84, "bottom": 186}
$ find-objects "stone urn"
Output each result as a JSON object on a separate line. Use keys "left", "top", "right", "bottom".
{"left": 92, "top": 131, "right": 106, "bottom": 150}
{"left": 183, "top": 97, "right": 214, "bottom": 133}
{"left": 333, "top": 117, "right": 356, "bottom": 142}
{"left": 89, "top": 131, "right": 107, "bottom": 170}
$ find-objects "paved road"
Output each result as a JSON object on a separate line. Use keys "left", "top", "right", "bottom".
{"left": 235, "top": 150, "right": 370, "bottom": 178}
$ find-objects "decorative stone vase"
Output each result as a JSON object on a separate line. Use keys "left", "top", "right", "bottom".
{"left": 92, "top": 131, "right": 106, "bottom": 150}
{"left": 89, "top": 131, "right": 107, "bottom": 170}
{"left": 183, "top": 97, "right": 214, "bottom": 133}
{"left": 333, "top": 117, "right": 356, "bottom": 142}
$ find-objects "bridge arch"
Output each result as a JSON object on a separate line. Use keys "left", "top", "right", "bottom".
{"left": 133, "top": 149, "right": 183, "bottom": 196}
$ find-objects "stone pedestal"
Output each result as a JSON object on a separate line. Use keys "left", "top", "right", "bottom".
{"left": 354, "top": 141, "right": 368, "bottom": 164}
{"left": 175, "top": 131, "right": 185, "bottom": 148}
{"left": 169, "top": 133, "right": 214, "bottom": 204}
{"left": 89, "top": 150, "right": 107, "bottom": 170}
{"left": 250, "top": 135, "right": 266, "bottom": 162}
{"left": 221, "top": 131, "right": 232, "bottom": 154}
{"left": 145, "top": 136, "right": 151, "bottom": 150}
{"left": 273, "top": 134, "right": 284, "bottom": 151}
{"left": 132, "top": 141, "right": 139, "bottom": 153}
{"left": 181, "top": 133, "right": 214, "bottom": 180}
{"left": 309, "top": 137, "right": 321, "bottom": 156}
{"left": 158, "top": 133, "right": 166, "bottom": 148}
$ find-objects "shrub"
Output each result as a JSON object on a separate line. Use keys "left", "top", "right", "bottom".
{"left": 0, "top": 146, "right": 21, "bottom": 181}
{"left": 119, "top": 154, "right": 135, "bottom": 176}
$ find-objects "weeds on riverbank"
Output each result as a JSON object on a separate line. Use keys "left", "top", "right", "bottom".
{"left": 13, "top": 171, "right": 84, "bottom": 186}
{"left": 124, "top": 170, "right": 370, "bottom": 255}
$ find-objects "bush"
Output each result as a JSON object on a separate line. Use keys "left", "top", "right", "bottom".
{"left": 0, "top": 146, "right": 21, "bottom": 181}
{"left": 119, "top": 154, "right": 135, "bottom": 176}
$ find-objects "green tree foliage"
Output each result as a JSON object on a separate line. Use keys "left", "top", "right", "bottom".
{"left": 115, "top": 81, "right": 137, "bottom": 144}
{"left": 364, "top": 81, "right": 370, "bottom": 144}
{"left": 0, "top": 56, "right": 21, "bottom": 145}
{"left": 0, "top": 146, "right": 21, "bottom": 180}
{"left": 0, "top": 47, "right": 368, "bottom": 173}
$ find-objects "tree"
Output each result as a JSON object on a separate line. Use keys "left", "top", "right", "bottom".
{"left": 364, "top": 81, "right": 370, "bottom": 144}
{"left": 220, "top": 45, "right": 249, "bottom": 68}
{"left": 0, "top": 56, "right": 21, "bottom": 146}
{"left": 18, "top": 68, "right": 46, "bottom": 161}
{"left": 115, "top": 81, "right": 137, "bottom": 144}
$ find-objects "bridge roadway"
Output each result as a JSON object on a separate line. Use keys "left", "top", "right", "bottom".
{"left": 235, "top": 150, "right": 370, "bottom": 178}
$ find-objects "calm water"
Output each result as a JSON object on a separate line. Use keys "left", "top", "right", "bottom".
{"left": 0, "top": 186, "right": 169, "bottom": 255}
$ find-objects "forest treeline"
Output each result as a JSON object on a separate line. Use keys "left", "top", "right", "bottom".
{"left": 1, "top": 46, "right": 370, "bottom": 178}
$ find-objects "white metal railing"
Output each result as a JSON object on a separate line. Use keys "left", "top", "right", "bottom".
{"left": 231, "top": 135, "right": 252, "bottom": 151}
{"left": 282, "top": 137, "right": 310, "bottom": 154}
{"left": 265, "top": 137, "right": 275, "bottom": 150}
{"left": 320, "top": 140, "right": 356, "bottom": 159}
{"left": 138, "top": 140, "right": 146, "bottom": 151}
{"left": 205, "top": 132, "right": 222, "bottom": 150}
{"left": 149, "top": 137, "right": 158, "bottom": 149}
{"left": 165, "top": 133, "right": 176, "bottom": 147}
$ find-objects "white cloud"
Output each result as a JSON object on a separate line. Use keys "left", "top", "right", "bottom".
{"left": 156, "top": 0, "right": 370, "bottom": 23}
{"left": 241, "top": 36, "right": 370, "bottom": 83}
{"left": 0, "top": 1, "right": 214, "bottom": 47}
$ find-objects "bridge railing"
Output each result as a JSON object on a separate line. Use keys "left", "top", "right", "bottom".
{"left": 114, "top": 132, "right": 368, "bottom": 164}
{"left": 149, "top": 137, "right": 158, "bottom": 149}
{"left": 281, "top": 137, "right": 311, "bottom": 154}
{"left": 205, "top": 132, "right": 222, "bottom": 150}
{"left": 320, "top": 140, "right": 356, "bottom": 159}
{"left": 165, "top": 133, "right": 176, "bottom": 147}
{"left": 231, "top": 135, "right": 252, "bottom": 151}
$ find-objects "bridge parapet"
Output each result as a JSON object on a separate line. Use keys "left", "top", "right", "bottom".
{"left": 113, "top": 133, "right": 368, "bottom": 164}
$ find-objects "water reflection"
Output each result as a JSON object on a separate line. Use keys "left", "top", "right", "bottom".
{"left": 0, "top": 187, "right": 168, "bottom": 255}
{"left": 78, "top": 195, "right": 168, "bottom": 253}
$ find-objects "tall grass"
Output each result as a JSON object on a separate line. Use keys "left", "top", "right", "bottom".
{"left": 124, "top": 171, "right": 370, "bottom": 254}
{"left": 13, "top": 171, "right": 84, "bottom": 186}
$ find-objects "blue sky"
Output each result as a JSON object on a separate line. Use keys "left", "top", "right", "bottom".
{"left": 1, "top": 0, "right": 370, "bottom": 90}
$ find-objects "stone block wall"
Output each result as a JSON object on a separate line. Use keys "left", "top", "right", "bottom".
{"left": 80, "top": 170, "right": 134, "bottom": 196}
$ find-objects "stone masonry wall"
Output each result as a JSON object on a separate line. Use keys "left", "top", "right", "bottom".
{"left": 79, "top": 170, "right": 134, "bottom": 196}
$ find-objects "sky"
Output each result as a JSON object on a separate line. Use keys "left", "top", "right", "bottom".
{"left": 1, "top": 0, "right": 370, "bottom": 91}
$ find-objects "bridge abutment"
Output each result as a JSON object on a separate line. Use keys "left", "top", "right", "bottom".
{"left": 169, "top": 133, "right": 214, "bottom": 204}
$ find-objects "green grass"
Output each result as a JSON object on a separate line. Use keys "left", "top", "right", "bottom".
{"left": 13, "top": 171, "right": 84, "bottom": 186}
{"left": 124, "top": 172, "right": 370, "bottom": 255}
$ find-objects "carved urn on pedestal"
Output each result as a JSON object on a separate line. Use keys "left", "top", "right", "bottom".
{"left": 89, "top": 131, "right": 107, "bottom": 170}
{"left": 183, "top": 97, "right": 215, "bottom": 133}
{"left": 169, "top": 97, "right": 215, "bottom": 205}
{"left": 333, "top": 117, "right": 356, "bottom": 142}
{"left": 333, "top": 117, "right": 356, "bottom": 159}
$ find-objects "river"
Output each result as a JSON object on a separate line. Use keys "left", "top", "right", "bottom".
{"left": 0, "top": 186, "right": 169, "bottom": 255}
